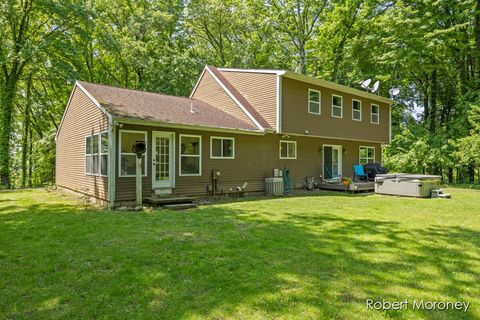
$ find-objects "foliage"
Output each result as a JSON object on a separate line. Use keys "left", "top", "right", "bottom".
{"left": 0, "top": 0, "right": 479, "bottom": 187}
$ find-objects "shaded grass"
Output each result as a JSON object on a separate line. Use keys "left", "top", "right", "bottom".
{"left": 0, "top": 188, "right": 479, "bottom": 319}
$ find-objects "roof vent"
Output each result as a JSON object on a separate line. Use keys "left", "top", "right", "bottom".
{"left": 190, "top": 102, "right": 195, "bottom": 114}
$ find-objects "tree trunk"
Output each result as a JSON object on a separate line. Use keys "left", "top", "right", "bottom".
{"left": 429, "top": 69, "right": 437, "bottom": 132}
{"left": 468, "top": 162, "right": 475, "bottom": 183}
{"left": 475, "top": 0, "right": 480, "bottom": 78}
{"left": 447, "top": 167, "right": 453, "bottom": 183}
{"left": 28, "top": 128, "right": 33, "bottom": 187}
{"left": 21, "top": 76, "right": 33, "bottom": 188}
{"left": 0, "top": 75, "right": 19, "bottom": 188}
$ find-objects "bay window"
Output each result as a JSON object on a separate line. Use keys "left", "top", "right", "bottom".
{"left": 85, "top": 131, "right": 108, "bottom": 176}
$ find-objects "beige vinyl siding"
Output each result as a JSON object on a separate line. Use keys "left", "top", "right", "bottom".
{"left": 115, "top": 123, "right": 381, "bottom": 200}
{"left": 56, "top": 87, "right": 109, "bottom": 200}
{"left": 191, "top": 71, "right": 255, "bottom": 127}
{"left": 220, "top": 71, "right": 277, "bottom": 130}
{"left": 282, "top": 77, "right": 390, "bottom": 143}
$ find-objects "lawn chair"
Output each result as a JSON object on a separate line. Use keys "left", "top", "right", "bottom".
{"left": 354, "top": 165, "right": 368, "bottom": 182}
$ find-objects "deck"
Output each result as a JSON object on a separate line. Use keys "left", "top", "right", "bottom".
{"left": 317, "top": 181, "right": 374, "bottom": 192}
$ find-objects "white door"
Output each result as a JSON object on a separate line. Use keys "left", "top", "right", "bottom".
{"left": 152, "top": 131, "right": 175, "bottom": 191}
{"left": 323, "top": 145, "right": 343, "bottom": 179}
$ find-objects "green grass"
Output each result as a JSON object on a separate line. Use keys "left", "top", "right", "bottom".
{"left": 1, "top": 189, "right": 479, "bottom": 319}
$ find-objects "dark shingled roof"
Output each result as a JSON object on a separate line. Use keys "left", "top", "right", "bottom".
{"left": 78, "top": 81, "right": 259, "bottom": 132}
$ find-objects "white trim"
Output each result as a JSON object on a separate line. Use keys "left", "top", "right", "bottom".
{"left": 388, "top": 106, "right": 392, "bottom": 143}
{"left": 56, "top": 81, "right": 113, "bottom": 141}
{"left": 115, "top": 118, "right": 263, "bottom": 135}
{"left": 217, "top": 68, "right": 285, "bottom": 75}
{"left": 210, "top": 136, "right": 235, "bottom": 159}
{"left": 352, "top": 99, "right": 362, "bottom": 121}
{"left": 283, "top": 71, "right": 394, "bottom": 105}
{"left": 279, "top": 140, "right": 297, "bottom": 159}
{"left": 308, "top": 89, "right": 321, "bottom": 115}
{"left": 322, "top": 144, "right": 343, "bottom": 179}
{"left": 118, "top": 129, "right": 148, "bottom": 178}
{"left": 282, "top": 131, "right": 388, "bottom": 144}
{"left": 204, "top": 66, "right": 265, "bottom": 131}
{"left": 371, "top": 104, "right": 380, "bottom": 124}
{"left": 276, "top": 75, "right": 282, "bottom": 133}
{"left": 107, "top": 123, "right": 116, "bottom": 208}
{"left": 189, "top": 68, "right": 207, "bottom": 98}
{"left": 331, "top": 94, "right": 343, "bottom": 118}
{"left": 179, "top": 134, "right": 202, "bottom": 177}
{"left": 359, "top": 146, "right": 376, "bottom": 164}
{"left": 152, "top": 131, "right": 176, "bottom": 190}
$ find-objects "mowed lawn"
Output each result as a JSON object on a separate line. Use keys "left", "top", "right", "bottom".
{"left": 1, "top": 189, "right": 479, "bottom": 320}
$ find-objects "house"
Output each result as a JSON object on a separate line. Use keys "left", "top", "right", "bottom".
{"left": 55, "top": 65, "right": 394, "bottom": 206}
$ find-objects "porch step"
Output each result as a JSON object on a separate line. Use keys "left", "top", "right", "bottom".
{"left": 164, "top": 203, "right": 198, "bottom": 210}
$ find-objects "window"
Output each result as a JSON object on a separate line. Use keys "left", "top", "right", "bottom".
{"left": 280, "top": 140, "right": 297, "bottom": 159}
{"left": 371, "top": 104, "right": 379, "bottom": 124}
{"left": 308, "top": 89, "right": 321, "bottom": 115}
{"left": 85, "top": 131, "right": 108, "bottom": 176}
{"left": 359, "top": 146, "right": 375, "bottom": 165}
{"left": 332, "top": 95, "right": 343, "bottom": 118}
{"left": 210, "top": 137, "right": 234, "bottom": 159}
{"left": 100, "top": 132, "right": 108, "bottom": 176}
{"left": 85, "top": 136, "right": 92, "bottom": 175}
{"left": 180, "top": 135, "right": 201, "bottom": 176}
{"left": 352, "top": 99, "right": 362, "bottom": 121}
{"left": 119, "top": 130, "right": 147, "bottom": 177}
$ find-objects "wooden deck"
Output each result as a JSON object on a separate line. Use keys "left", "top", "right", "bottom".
{"left": 317, "top": 182, "right": 374, "bottom": 192}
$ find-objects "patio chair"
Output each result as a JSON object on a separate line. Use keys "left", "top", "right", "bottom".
{"left": 354, "top": 165, "right": 368, "bottom": 182}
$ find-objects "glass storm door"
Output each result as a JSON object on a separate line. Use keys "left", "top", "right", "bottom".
{"left": 152, "top": 131, "right": 175, "bottom": 190}
{"left": 323, "top": 145, "right": 342, "bottom": 179}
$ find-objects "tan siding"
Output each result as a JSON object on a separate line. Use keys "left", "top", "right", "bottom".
{"left": 220, "top": 71, "right": 277, "bottom": 129}
{"left": 115, "top": 123, "right": 381, "bottom": 200}
{"left": 56, "top": 87, "right": 109, "bottom": 200}
{"left": 282, "top": 77, "right": 390, "bottom": 143}
{"left": 191, "top": 71, "right": 255, "bottom": 126}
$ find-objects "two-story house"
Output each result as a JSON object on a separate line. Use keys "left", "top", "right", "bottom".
{"left": 55, "top": 65, "right": 393, "bottom": 206}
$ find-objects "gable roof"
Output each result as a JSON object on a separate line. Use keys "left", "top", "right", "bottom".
{"left": 206, "top": 66, "right": 272, "bottom": 130}
{"left": 76, "top": 81, "right": 260, "bottom": 132}
{"left": 217, "top": 67, "right": 394, "bottom": 105}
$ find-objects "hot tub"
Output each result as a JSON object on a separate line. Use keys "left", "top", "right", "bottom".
{"left": 375, "top": 174, "right": 442, "bottom": 198}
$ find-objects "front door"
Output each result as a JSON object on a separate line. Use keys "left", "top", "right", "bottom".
{"left": 323, "top": 145, "right": 342, "bottom": 179}
{"left": 152, "top": 131, "right": 175, "bottom": 192}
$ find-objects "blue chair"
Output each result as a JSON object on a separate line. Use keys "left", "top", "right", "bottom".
{"left": 354, "top": 165, "right": 368, "bottom": 181}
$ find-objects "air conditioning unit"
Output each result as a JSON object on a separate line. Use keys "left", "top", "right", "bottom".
{"left": 265, "top": 177, "right": 284, "bottom": 196}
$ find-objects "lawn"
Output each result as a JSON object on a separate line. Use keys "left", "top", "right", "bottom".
{"left": 1, "top": 189, "right": 479, "bottom": 319}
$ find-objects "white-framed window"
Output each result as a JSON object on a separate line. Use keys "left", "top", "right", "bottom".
{"left": 308, "top": 89, "right": 321, "bottom": 115}
{"left": 359, "top": 146, "right": 375, "bottom": 165}
{"left": 85, "top": 131, "right": 108, "bottom": 176}
{"left": 180, "top": 134, "right": 202, "bottom": 176}
{"left": 371, "top": 104, "right": 380, "bottom": 124}
{"left": 210, "top": 137, "right": 234, "bottom": 159}
{"left": 352, "top": 99, "right": 362, "bottom": 121}
{"left": 280, "top": 140, "right": 297, "bottom": 159}
{"left": 119, "top": 130, "right": 147, "bottom": 177}
{"left": 332, "top": 94, "right": 343, "bottom": 118}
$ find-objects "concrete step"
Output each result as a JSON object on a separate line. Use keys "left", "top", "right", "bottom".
{"left": 164, "top": 203, "right": 197, "bottom": 210}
